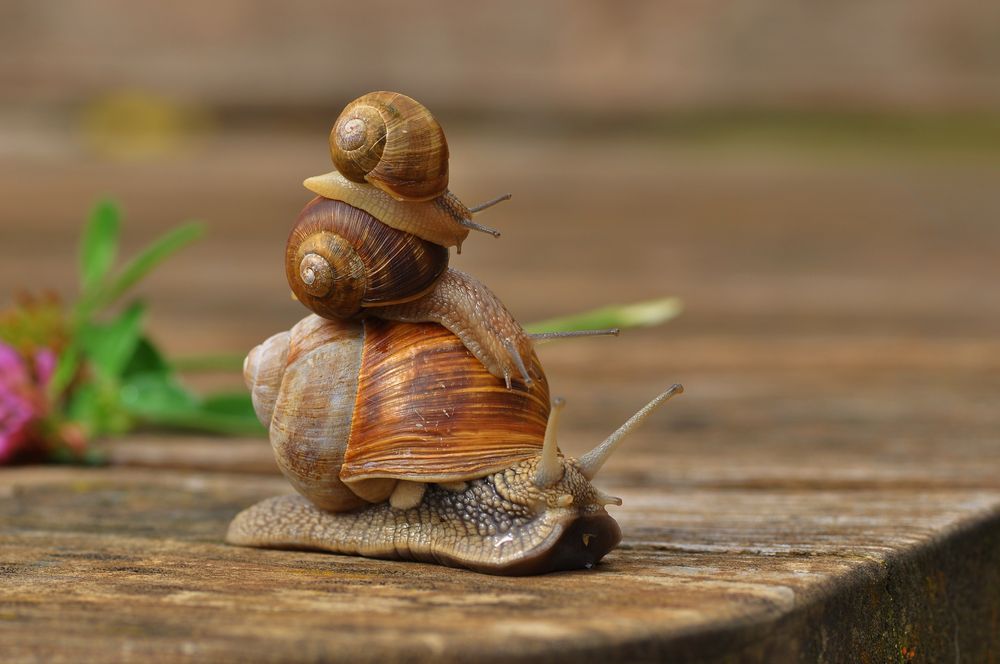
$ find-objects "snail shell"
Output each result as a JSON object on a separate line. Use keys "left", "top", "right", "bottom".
{"left": 330, "top": 91, "right": 448, "bottom": 202}
{"left": 286, "top": 197, "right": 449, "bottom": 319}
{"left": 244, "top": 314, "right": 551, "bottom": 512}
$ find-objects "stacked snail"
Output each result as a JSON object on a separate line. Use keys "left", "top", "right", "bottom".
{"left": 227, "top": 91, "right": 683, "bottom": 575}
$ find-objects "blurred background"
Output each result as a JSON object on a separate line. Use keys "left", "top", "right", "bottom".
{"left": 2, "top": 1, "right": 998, "bottom": 456}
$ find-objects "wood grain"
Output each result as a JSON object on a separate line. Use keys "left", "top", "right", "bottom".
{"left": 2, "top": 130, "right": 1000, "bottom": 661}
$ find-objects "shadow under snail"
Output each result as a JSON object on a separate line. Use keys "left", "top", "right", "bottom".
{"left": 228, "top": 314, "right": 683, "bottom": 575}
{"left": 291, "top": 91, "right": 542, "bottom": 388}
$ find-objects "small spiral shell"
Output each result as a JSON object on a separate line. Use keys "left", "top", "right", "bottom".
{"left": 286, "top": 197, "right": 449, "bottom": 319}
{"left": 330, "top": 91, "right": 449, "bottom": 202}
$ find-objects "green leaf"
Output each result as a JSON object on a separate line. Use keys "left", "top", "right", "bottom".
{"left": 79, "top": 222, "right": 204, "bottom": 317}
{"left": 79, "top": 199, "right": 120, "bottom": 294}
{"left": 65, "top": 381, "right": 131, "bottom": 438}
{"left": 103, "top": 221, "right": 204, "bottom": 305}
{"left": 525, "top": 296, "right": 683, "bottom": 334}
{"left": 200, "top": 391, "right": 259, "bottom": 418}
{"left": 172, "top": 353, "right": 246, "bottom": 373}
{"left": 78, "top": 302, "right": 146, "bottom": 379}
{"left": 122, "top": 336, "right": 172, "bottom": 377}
{"left": 139, "top": 407, "right": 266, "bottom": 436}
{"left": 65, "top": 383, "right": 102, "bottom": 434}
{"left": 120, "top": 375, "right": 265, "bottom": 436}
{"left": 48, "top": 342, "right": 81, "bottom": 398}
{"left": 120, "top": 372, "right": 199, "bottom": 415}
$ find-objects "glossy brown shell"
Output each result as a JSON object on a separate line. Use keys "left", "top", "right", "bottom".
{"left": 244, "top": 315, "right": 551, "bottom": 511}
{"left": 286, "top": 197, "right": 449, "bottom": 318}
{"left": 341, "top": 318, "right": 551, "bottom": 483}
{"left": 330, "top": 91, "right": 449, "bottom": 202}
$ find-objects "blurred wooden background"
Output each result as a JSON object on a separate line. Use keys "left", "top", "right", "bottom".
{"left": 2, "top": 2, "right": 1000, "bottom": 661}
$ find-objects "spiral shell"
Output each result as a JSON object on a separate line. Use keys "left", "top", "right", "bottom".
{"left": 330, "top": 91, "right": 449, "bottom": 202}
{"left": 244, "top": 315, "right": 551, "bottom": 512}
{"left": 286, "top": 197, "right": 449, "bottom": 319}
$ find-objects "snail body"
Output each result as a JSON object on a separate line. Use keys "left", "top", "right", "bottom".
{"left": 229, "top": 314, "right": 682, "bottom": 575}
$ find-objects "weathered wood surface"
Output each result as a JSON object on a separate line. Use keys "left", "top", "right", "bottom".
{"left": 3, "top": 453, "right": 999, "bottom": 663}
{"left": 2, "top": 129, "right": 1000, "bottom": 661}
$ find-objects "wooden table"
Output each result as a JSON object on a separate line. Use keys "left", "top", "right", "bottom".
{"left": 2, "top": 129, "right": 999, "bottom": 662}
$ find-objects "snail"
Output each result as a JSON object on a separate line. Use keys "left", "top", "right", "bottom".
{"left": 285, "top": 196, "right": 538, "bottom": 388}
{"left": 289, "top": 91, "right": 606, "bottom": 388}
{"left": 317, "top": 90, "right": 507, "bottom": 244}
{"left": 227, "top": 314, "right": 683, "bottom": 575}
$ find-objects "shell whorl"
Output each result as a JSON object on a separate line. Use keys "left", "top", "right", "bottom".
{"left": 286, "top": 197, "right": 449, "bottom": 319}
{"left": 330, "top": 91, "right": 449, "bottom": 202}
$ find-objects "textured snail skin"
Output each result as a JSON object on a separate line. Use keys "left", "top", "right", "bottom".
{"left": 226, "top": 457, "right": 622, "bottom": 575}
{"left": 379, "top": 269, "right": 537, "bottom": 388}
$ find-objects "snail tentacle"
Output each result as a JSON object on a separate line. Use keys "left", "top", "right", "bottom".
{"left": 468, "top": 193, "right": 512, "bottom": 214}
{"left": 528, "top": 328, "right": 620, "bottom": 343}
{"left": 534, "top": 398, "right": 565, "bottom": 488}
{"left": 578, "top": 384, "right": 684, "bottom": 479}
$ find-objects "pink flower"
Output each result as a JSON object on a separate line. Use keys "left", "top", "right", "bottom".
{"left": 0, "top": 342, "right": 55, "bottom": 463}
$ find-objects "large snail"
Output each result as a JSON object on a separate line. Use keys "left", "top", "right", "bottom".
{"left": 291, "top": 91, "right": 544, "bottom": 388}
{"left": 228, "top": 314, "right": 683, "bottom": 575}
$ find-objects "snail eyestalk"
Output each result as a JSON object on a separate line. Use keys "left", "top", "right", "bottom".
{"left": 469, "top": 193, "right": 512, "bottom": 214}
{"left": 594, "top": 489, "right": 623, "bottom": 507}
{"left": 534, "top": 398, "right": 566, "bottom": 488}
{"left": 578, "top": 384, "right": 684, "bottom": 480}
{"left": 458, "top": 217, "right": 501, "bottom": 238}
{"left": 458, "top": 193, "right": 510, "bottom": 238}
{"left": 528, "top": 328, "right": 620, "bottom": 343}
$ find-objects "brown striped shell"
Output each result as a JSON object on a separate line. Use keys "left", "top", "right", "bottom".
{"left": 286, "top": 197, "right": 449, "bottom": 319}
{"left": 244, "top": 315, "right": 551, "bottom": 512}
{"left": 330, "top": 91, "right": 449, "bottom": 202}
{"left": 303, "top": 171, "right": 471, "bottom": 249}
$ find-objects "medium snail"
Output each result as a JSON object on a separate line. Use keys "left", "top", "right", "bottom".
{"left": 286, "top": 196, "right": 537, "bottom": 388}
{"left": 291, "top": 91, "right": 540, "bottom": 388}
{"left": 228, "top": 314, "right": 683, "bottom": 575}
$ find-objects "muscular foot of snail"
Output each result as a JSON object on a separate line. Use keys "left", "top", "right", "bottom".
{"left": 378, "top": 268, "right": 536, "bottom": 388}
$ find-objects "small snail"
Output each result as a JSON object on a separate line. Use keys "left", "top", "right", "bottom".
{"left": 227, "top": 314, "right": 683, "bottom": 575}
{"left": 319, "top": 91, "right": 507, "bottom": 244}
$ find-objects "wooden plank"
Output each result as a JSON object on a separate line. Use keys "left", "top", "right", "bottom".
{"left": 1, "top": 465, "right": 998, "bottom": 662}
